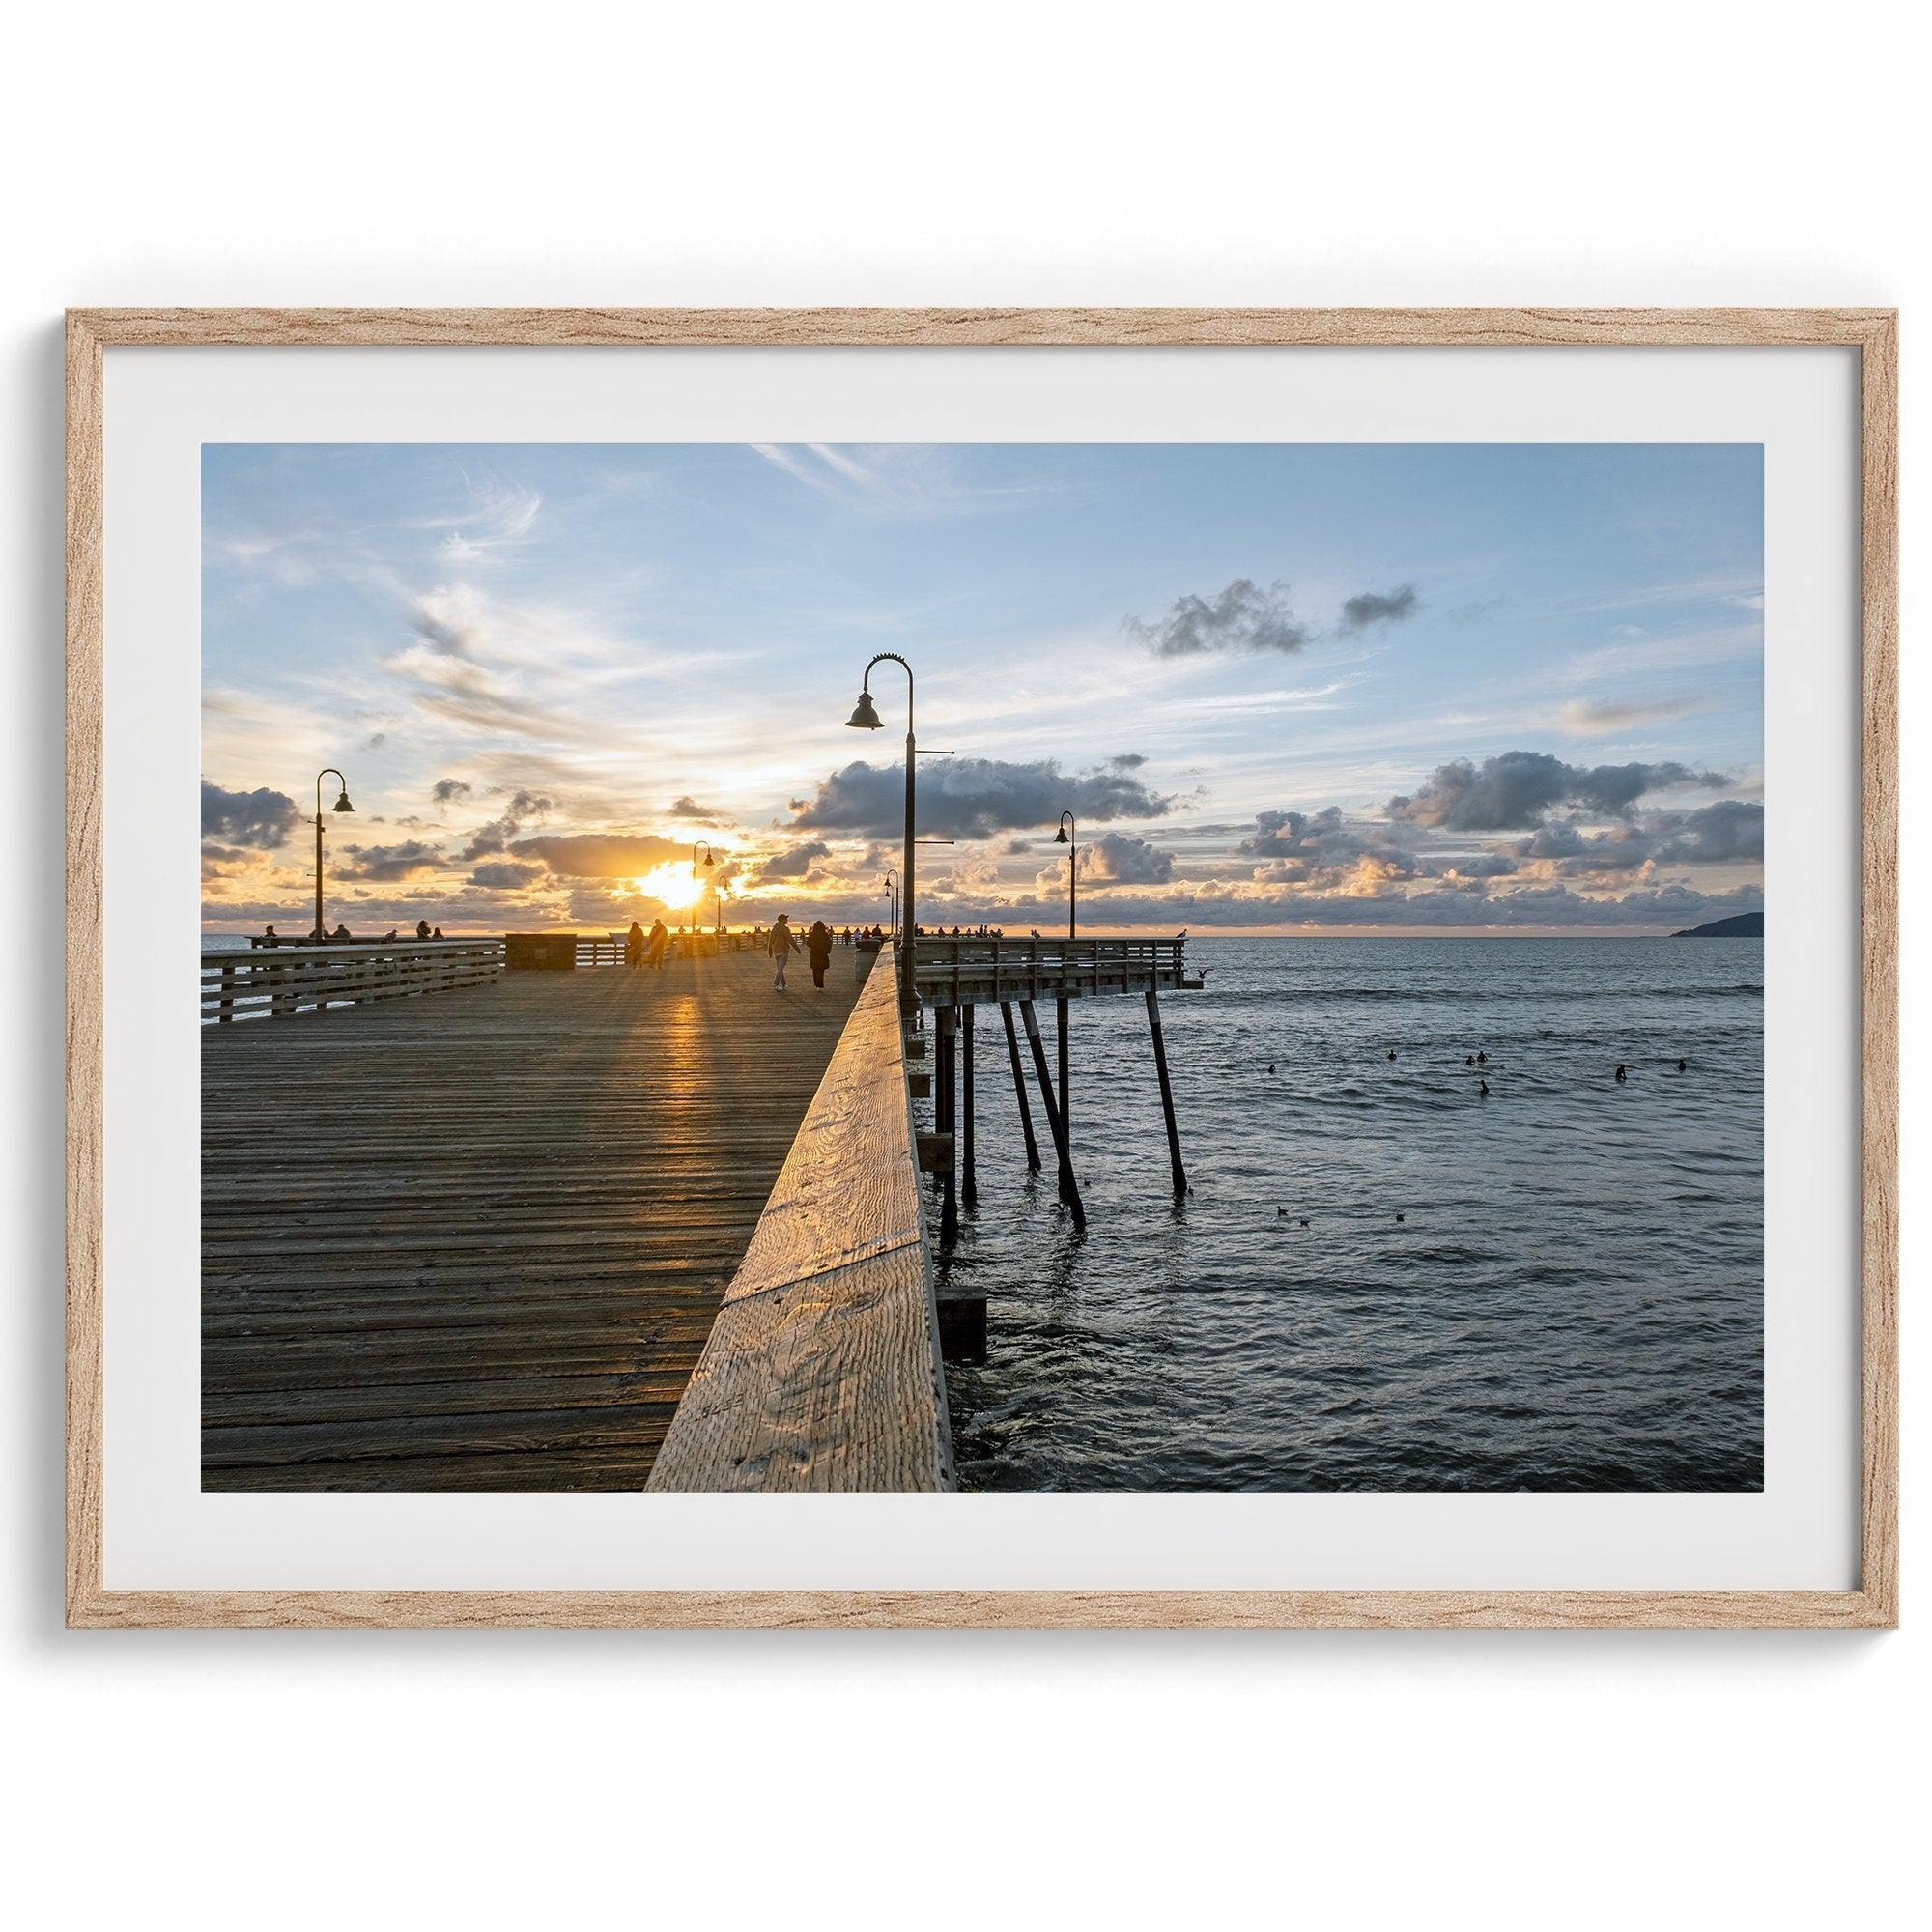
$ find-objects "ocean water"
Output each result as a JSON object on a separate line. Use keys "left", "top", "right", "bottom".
{"left": 935, "top": 936, "right": 1763, "bottom": 1493}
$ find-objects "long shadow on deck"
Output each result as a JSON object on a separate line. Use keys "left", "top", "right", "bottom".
{"left": 201, "top": 951, "right": 866, "bottom": 1491}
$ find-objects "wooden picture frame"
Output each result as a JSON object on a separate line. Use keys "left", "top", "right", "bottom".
{"left": 66, "top": 307, "right": 1898, "bottom": 1630}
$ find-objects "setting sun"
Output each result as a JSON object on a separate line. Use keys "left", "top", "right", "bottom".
{"left": 634, "top": 863, "right": 702, "bottom": 908}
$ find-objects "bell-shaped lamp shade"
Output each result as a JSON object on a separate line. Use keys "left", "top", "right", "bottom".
{"left": 702, "top": 850, "right": 716, "bottom": 867}
{"left": 331, "top": 789, "right": 355, "bottom": 813}
{"left": 845, "top": 689, "right": 883, "bottom": 729}
{"left": 1054, "top": 824, "right": 1069, "bottom": 844}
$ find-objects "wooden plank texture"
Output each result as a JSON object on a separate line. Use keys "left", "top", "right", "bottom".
{"left": 646, "top": 960, "right": 953, "bottom": 1493}
{"left": 200, "top": 951, "right": 863, "bottom": 1490}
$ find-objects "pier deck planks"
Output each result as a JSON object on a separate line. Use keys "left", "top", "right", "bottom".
{"left": 201, "top": 952, "right": 865, "bottom": 1491}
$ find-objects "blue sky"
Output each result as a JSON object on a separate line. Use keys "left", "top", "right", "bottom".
{"left": 201, "top": 441, "right": 1763, "bottom": 934}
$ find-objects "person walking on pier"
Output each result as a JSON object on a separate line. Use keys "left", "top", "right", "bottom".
{"left": 768, "top": 913, "right": 798, "bottom": 991}
{"left": 416, "top": 919, "right": 432, "bottom": 940}
{"left": 625, "top": 920, "right": 645, "bottom": 969}
{"left": 807, "top": 918, "right": 833, "bottom": 990}
{"left": 645, "top": 917, "right": 668, "bottom": 968}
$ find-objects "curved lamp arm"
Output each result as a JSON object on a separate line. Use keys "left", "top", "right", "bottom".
{"left": 861, "top": 651, "right": 913, "bottom": 731}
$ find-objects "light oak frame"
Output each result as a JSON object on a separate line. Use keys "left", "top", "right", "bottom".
{"left": 65, "top": 308, "right": 1899, "bottom": 1629}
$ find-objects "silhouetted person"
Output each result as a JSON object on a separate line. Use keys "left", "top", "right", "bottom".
{"left": 331, "top": 923, "right": 352, "bottom": 941}
{"left": 1395, "top": 1212, "right": 1405, "bottom": 1224}
{"left": 262, "top": 924, "right": 278, "bottom": 946}
{"left": 807, "top": 919, "right": 833, "bottom": 990}
{"left": 1477, "top": 1050, "right": 1487, "bottom": 1065}
{"left": 1465, "top": 1054, "right": 1474, "bottom": 1066}
{"left": 645, "top": 919, "right": 668, "bottom": 968}
{"left": 1267, "top": 1063, "right": 1276, "bottom": 1074}
{"left": 432, "top": 926, "right": 444, "bottom": 939}
{"left": 416, "top": 919, "right": 431, "bottom": 940}
{"left": 768, "top": 913, "right": 798, "bottom": 990}
{"left": 1678, "top": 1058, "right": 1688, "bottom": 1072}
{"left": 625, "top": 920, "right": 645, "bottom": 969}
{"left": 1615, "top": 1064, "right": 1628, "bottom": 1083}
{"left": 1386, "top": 1049, "right": 1397, "bottom": 1062}
{"left": 1479, "top": 1079, "right": 1490, "bottom": 1096}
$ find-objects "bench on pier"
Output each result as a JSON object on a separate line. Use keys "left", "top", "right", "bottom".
{"left": 646, "top": 952, "right": 954, "bottom": 1493}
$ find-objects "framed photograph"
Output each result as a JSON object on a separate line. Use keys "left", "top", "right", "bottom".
{"left": 66, "top": 308, "right": 1896, "bottom": 1629}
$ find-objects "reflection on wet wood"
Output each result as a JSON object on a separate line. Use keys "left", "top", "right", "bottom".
{"left": 202, "top": 952, "right": 864, "bottom": 1491}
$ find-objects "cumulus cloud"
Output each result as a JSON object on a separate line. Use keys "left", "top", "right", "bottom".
{"left": 1238, "top": 807, "right": 1352, "bottom": 859}
{"left": 1234, "top": 807, "right": 1427, "bottom": 890}
{"left": 460, "top": 789, "right": 554, "bottom": 860}
{"left": 1654, "top": 798, "right": 1762, "bottom": 864}
{"left": 340, "top": 839, "right": 444, "bottom": 881}
{"left": 1388, "top": 751, "right": 1728, "bottom": 831}
{"left": 1078, "top": 833, "right": 1174, "bottom": 886}
{"left": 432, "top": 778, "right": 472, "bottom": 805}
{"left": 791, "top": 757, "right": 1173, "bottom": 840}
{"left": 469, "top": 860, "right": 547, "bottom": 890}
{"left": 1512, "top": 799, "right": 1762, "bottom": 878}
{"left": 669, "top": 795, "right": 726, "bottom": 823}
{"left": 1338, "top": 584, "right": 1420, "bottom": 631}
{"left": 201, "top": 781, "right": 300, "bottom": 850}
{"left": 1123, "top": 579, "right": 1310, "bottom": 658}
{"left": 507, "top": 832, "right": 683, "bottom": 879}
{"left": 750, "top": 840, "right": 832, "bottom": 884}
{"left": 1118, "top": 880, "right": 1756, "bottom": 930}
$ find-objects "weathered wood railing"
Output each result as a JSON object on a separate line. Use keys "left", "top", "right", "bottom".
{"left": 910, "top": 932, "right": 1196, "bottom": 1007}
{"left": 575, "top": 930, "right": 752, "bottom": 966}
{"left": 646, "top": 951, "right": 954, "bottom": 1492}
{"left": 201, "top": 938, "right": 504, "bottom": 1022}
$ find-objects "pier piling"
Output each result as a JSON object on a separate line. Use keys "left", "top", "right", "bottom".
{"left": 961, "top": 1003, "right": 977, "bottom": 1208}
{"left": 1001, "top": 1001, "right": 1042, "bottom": 1171}
{"left": 936, "top": 1006, "right": 959, "bottom": 1244}
{"left": 1146, "top": 986, "right": 1187, "bottom": 1196}
{"left": 1019, "top": 997, "right": 1085, "bottom": 1229}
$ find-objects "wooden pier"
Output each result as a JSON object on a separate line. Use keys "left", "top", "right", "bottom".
{"left": 200, "top": 925, "right": 1195, "bottom": 1492}
{"left": 907, "top": 933, "right": 1201, "bottom": 1235}
{"left": 202, "top": 947, "right": 864, "bottom": 1490}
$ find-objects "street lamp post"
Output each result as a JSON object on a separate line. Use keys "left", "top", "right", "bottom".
{"left": 689, "top": 839, "right": 715, "bottom": 936}
{"left": 883, "top": 867, "right": 899, "bottom": 939}
{"left": 313, "top": 768, "right": 355, "bottom": 939}
{"left": 1053, "top": 810, "right": 1076, "bottom": 1149}
{"left": 845, "top": 653, "right": 916, "bottom": 1018}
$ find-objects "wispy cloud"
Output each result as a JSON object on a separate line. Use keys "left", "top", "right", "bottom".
{"left": 747, "top": 443, "right": 1054, "bottom": 517}
{"left": 1555, "top": 695, "right": 1701, "bottom": 736}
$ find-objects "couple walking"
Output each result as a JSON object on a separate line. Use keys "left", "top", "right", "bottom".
{"left": 624, "top": 919, "right": 668, "bottom": 969}
{"left": 767, "top": 915, "right": 833, "bottom": 992}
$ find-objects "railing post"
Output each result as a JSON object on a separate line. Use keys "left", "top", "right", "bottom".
{"left": 217, "top": 961, "right": 235, "bottom": 1023}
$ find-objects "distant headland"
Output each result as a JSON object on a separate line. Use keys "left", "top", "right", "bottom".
{"left": 1669, "top": 911, "right": 1763, "bottom": 938}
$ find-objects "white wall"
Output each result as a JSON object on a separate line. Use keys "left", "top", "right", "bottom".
{"left": 2, "top": 5, "right": 1919, "bottom": 1923}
